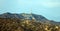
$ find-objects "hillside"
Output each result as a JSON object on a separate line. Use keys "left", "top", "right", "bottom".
{"left": 0, "top": 13, "right": 60, "bottom": 31}
{"left": 0, "top": 12, "right": 60, "bottom": 25}
{"left": 0, "top": 18, "right": 60, "bottom": 31}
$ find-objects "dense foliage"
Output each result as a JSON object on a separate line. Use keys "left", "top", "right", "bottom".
{"left": 0, "top": 18, "right": 60, "bottom": 31}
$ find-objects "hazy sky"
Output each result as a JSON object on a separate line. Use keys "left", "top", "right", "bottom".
{"left": 0, "top": 0, "right": 60, "bottom": 22}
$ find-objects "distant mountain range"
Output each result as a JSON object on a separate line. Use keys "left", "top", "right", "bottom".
{"left": 0, "top": 12, "right": 60, "bottom": 25}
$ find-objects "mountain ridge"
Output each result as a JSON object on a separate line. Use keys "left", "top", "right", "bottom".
{"left": 0, "top": 12, "right": 60, "bottom": 25}
{"left": 0, "top": 12, "right": 47, "bottom": 20}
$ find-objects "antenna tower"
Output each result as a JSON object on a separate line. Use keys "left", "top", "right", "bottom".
{"left": 30, "top": 9, "right": 35, "bottom": 21}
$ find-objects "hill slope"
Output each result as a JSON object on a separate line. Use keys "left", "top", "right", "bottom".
{"left": 0, "top": 12, "right": 60, "bottom": 25}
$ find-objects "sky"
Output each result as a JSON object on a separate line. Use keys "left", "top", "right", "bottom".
{"left": 0, "top": 0, "right": 60, "bottom": 22}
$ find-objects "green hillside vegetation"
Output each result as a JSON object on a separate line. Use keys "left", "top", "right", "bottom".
{"left": 0, "top": 18, "right": 60, "bottom": 31}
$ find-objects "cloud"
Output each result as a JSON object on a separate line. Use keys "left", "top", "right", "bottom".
{"left": 17, "top": 0, "right": 60, "bottom": 8}
{"left": 40, "top": 0, "right": 60, "bottom": 8}
{"left": 41, "top": 2, "right": 60, "bottom": 7}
